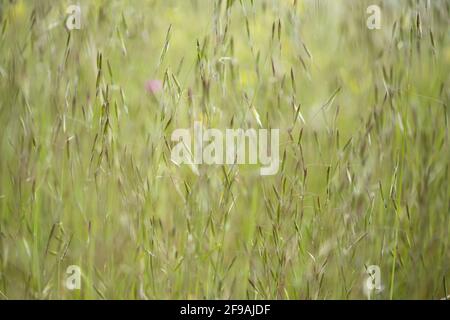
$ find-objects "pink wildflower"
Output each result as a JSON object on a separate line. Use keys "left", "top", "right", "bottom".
{"left": 145, "top": 79, "right": 162, "bottom": 94}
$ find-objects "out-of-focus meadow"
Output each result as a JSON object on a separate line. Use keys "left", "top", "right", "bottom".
{"left": 0, "top": 0, "right": 448, "bottom": 299}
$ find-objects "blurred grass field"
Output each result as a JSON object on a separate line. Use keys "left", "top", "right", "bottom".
{"left": 0, "top": 0, "right": 449, "bottom": 299}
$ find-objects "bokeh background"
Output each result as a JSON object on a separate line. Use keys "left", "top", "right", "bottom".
{"left": 0, "top": 0, "right": 449, "bottom": 299}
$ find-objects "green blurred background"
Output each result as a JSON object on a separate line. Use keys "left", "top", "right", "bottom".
{"left": 0, "top": 0, "right": 448, "bottom": 299}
